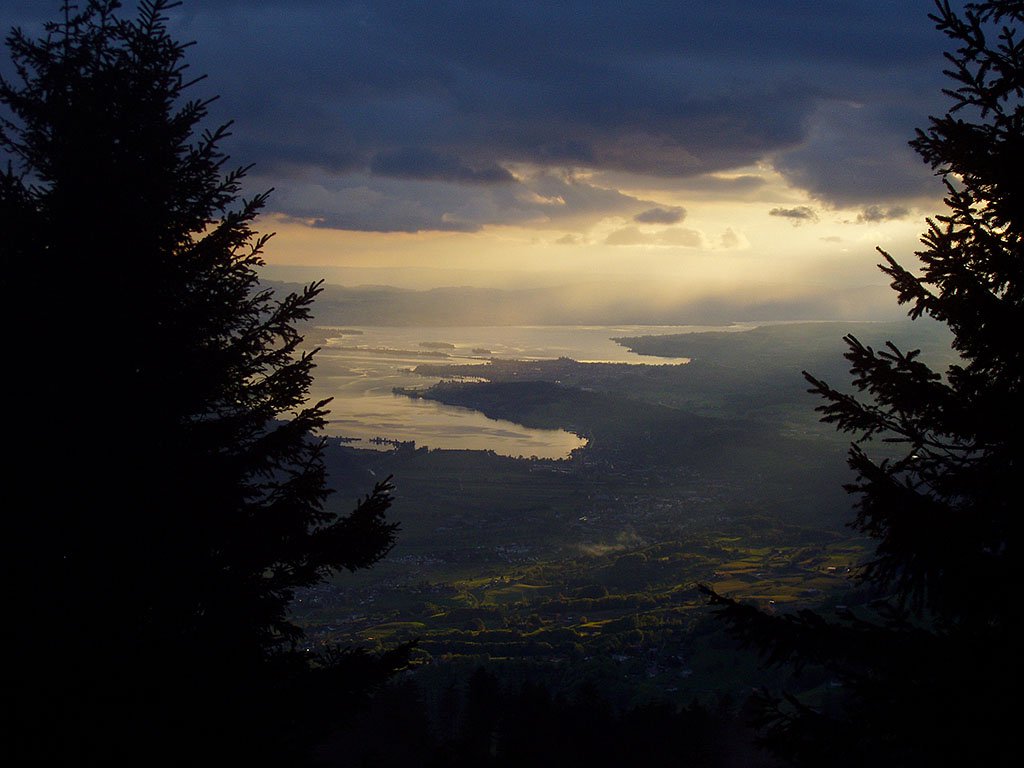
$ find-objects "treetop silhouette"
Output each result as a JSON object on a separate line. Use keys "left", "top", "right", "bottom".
{"left": 705, "top": 1, "right": 1023, "bottom": 764}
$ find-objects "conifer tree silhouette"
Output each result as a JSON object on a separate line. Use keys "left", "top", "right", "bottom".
{"left": 704, "top": 2, "right": 1023, "bottom": 764}
{"left": 1, "top": 1, "right": 401, "bottom": 760}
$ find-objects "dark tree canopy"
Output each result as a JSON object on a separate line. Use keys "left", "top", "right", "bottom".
{"left": 2, "top": 1, "right": 400, "bottom": 761}
{"left": 706, "top": 1, "right": 1023, "bottom": 765}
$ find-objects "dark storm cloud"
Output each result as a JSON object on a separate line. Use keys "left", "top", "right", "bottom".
{"left": 591, "top": 171, "right": 770, "bottom": 200}
{"left": 3, "top": 1, "right": 956, "bottom": 230}
{"left": 634, "top": 206, "right": 686, "bottom": 225}
{"left": 772, "top": 101, "right": 938, "bottom": 206}
{"left": 769, "top": 206, "right": 819, "bottom": 223}
{"left": 257, "top": 169, "right": 657, "bottom": 233}
{"left": 857, "top": 205, "right": 911, "bottom": 222}
{"left": 370, "top": 147, "right": 514, "bottom": 184}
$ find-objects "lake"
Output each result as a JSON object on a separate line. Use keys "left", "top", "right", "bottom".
{"left": 307, "top": 324, "right": 744, "bottom": 458}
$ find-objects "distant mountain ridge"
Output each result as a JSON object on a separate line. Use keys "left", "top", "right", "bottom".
{"left": 266, "top": 280, "right": 906, "bottom": 326}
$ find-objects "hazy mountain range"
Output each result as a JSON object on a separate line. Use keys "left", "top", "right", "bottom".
{"left": 271, "top": 278, "right": 906, "bottom": 327}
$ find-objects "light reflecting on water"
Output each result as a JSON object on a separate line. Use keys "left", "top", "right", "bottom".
{"left": 307, "top": 325, "right": 732, "bottom": 458}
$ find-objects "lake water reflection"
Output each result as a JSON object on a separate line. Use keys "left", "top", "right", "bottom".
{"left": 307, "top": 325, "right": 735, "bottom": 458}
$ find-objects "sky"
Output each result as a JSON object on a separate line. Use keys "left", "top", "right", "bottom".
{"left": 2, "top": 1, "right": 959, "bottom": 308}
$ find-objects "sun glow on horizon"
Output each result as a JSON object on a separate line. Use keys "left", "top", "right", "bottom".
{"left": 260, "top": 161, "right": 940, "bottom": 302}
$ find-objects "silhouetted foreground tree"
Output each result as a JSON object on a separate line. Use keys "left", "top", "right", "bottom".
{"left": 705, "top": 1, "right": 1022, "bottom": 765}
{"left": 1, "top": 1, "right": 401, "bottom": 761}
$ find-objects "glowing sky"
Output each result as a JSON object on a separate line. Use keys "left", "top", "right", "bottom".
{"left": 2, "top": 1, "right": 957, "bottom": 298}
